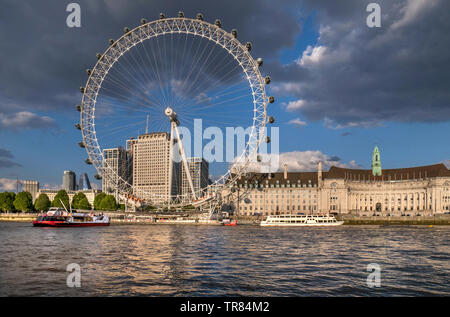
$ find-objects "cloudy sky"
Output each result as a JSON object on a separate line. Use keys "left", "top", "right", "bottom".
{"left": 1, "top": 0, "right": 450, "bottom": 190}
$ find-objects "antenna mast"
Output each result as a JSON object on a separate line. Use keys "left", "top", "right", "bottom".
{"left": 145, "top": 114, "right": 149, "bottom": 134}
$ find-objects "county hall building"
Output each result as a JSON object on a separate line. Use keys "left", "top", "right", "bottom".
{"left": 230, "top": 146, "right": 450, "bottom": 216}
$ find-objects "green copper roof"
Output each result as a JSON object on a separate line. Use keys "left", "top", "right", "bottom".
{"left": 372, "top": 146, "right": 382, "bottom": 176}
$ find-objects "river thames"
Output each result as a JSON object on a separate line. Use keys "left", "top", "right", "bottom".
{"left": 0, "top": 222, "right": 449, "bottom": 296}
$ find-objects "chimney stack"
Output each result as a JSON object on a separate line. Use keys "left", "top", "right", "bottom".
{"left": 283, "top": 164, "right": 288, "bottom": 180}
{"left": 318, "top": 161, "right": 323, "bottom": 182}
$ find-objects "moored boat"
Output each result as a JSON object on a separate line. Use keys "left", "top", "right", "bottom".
{"left": 32, "top": 207, "right": 110, "bottom": 227}
{"left": 222, "top": 219, "right": 237, "bottom": 226}
{"left": 260, "top": 214, "right": 343, "bottom": 227}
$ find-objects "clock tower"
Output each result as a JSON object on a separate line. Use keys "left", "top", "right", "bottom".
{"left": 372, "top": 145, "right": 382, "bottom": 176}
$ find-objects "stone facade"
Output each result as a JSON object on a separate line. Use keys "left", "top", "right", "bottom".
{"left": 226, "top": 148, "right": 450, "bottom": 216}
{"left": 38, "top": 189, "right": 100, "bottom": 209}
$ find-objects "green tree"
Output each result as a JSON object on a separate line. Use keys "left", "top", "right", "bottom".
{"left": 34, "top": 193, "right": 51, "bottom": 211}
{"left": 52, "top": 190, "right": 70, "bottom": 210}
{"left": 13, "top": 191, "right": 34, "bottom": 212}
{"left": 0, "top": 192, "right": 16, "bottom": 212}
{"left": 94, "top": 192, "right": 107, "bottom": 210}
{"left": 77, "top": 197, "right": 92, "bottom": 210}
{"left": 72, "top": 192, "right": 88, "bottom": 209}
{"left": 99, "top": 195, "right": 117, "bottom": 211}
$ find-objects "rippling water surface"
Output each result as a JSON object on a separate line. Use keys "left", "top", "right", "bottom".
{"left": 0, "top": 222, "right": 449, "bottom": 296}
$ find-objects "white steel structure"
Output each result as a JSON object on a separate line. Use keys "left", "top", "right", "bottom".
{"left": 77, "top": 13, "right": 274, "bottom": 208}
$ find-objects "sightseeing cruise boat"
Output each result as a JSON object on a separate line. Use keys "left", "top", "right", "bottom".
{"left": 260, "top": 214, "right": 344, "bottom": 227}
{"left": 32, "top": 207, "right": 110, "bottom": 227}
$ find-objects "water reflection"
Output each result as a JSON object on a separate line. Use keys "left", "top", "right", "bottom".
{"left": 0, "top": 223, "right": 449, "bottom": 296}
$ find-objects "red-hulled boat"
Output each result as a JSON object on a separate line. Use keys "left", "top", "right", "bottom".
{"left": 32, "top": 208, "right": 110, "bottom": 227}
{"left": 222, "top": 219, "right": 237, "bottom": 226}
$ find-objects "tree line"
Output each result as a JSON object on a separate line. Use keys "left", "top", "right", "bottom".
{"left": 0, "top": 190, "right": 120, "bottom": 212}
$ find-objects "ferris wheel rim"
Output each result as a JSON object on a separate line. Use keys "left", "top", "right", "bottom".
{"left": 79, "top": 16, "right": 269, "bottom": 205}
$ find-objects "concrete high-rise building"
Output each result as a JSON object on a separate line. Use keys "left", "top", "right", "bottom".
{"left": 62, "top": 171, "right": 76, "bottom": 191}
{"left": 102, "top": 147, "right": 128, "bottom": 199}
{"left": 181, "top": 157, "right": 209, "bottom": 199}
{"left": 23, "top": 180, "right": 39, "bottom": 202}
{"left": 126, "top": 137, "right": 138, "bottom": 185}
{"left": 78, "top": 173, "right": 92, "bottom": 190}
{"left": 132, "top": 132, "right": 180, "bottom": 203}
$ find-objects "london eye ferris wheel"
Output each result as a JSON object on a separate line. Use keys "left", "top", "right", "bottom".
{"left": 76, "top": 12, "right": 275, "bottom": 209}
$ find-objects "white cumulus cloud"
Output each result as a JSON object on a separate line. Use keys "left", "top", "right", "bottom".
{"left": 0, "top": 178, "right": 18, "bottom": 191}
{"left": 288, "top": 117, "right": 307, "bottom": 127}
{"left": 0, "top": 111, "right": 55, "bottom": 131}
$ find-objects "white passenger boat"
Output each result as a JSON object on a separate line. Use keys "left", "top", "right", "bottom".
{"left": 260, "top": 214, "right": 344, "bottom": 227}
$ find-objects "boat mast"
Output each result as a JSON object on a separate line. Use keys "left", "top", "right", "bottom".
{"left": 59, "top": 199, "right": 69, "bottom": 213}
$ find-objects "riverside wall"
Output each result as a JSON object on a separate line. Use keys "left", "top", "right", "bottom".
{"left": 1, "top": 212, "right": 450, "bottom": 225}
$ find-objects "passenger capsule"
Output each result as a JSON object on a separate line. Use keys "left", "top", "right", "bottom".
{"left": 96, "top": 53, "right": 102, "bottom": 60}
{"left": 246, "top": 42, "right": 252, "bottom": 51}
{"left": 75, "top": 123, "right": 81, "bottom": 130}
{"left": 159, "top": 13, "right": 165, "bottom": 19}
{"left": 85, "top": 158, "right": 92, "bottom": 165}
{"left": 257, "top": 155, "right": 262, "bottom": 162}
{"left": 197, "top": 13, "right": 204, "bottom": 21}
{"left": 78, "top": 142, "right": 85, "bottom": 148}
{"left": 268, "top": 116, "right": 275, "bottom": 124}
{"left": 231, "top": 29, "right": 238, "bottom": 38}
{"left": 141, "top": 18, "right": 147, "bottom": 25}
{"left": 79, "top": 87, "right": 85, "bottom": 93}
{"left": 86, "top": 69, "right": 91, "bottom": 75}
{"left": 231, "top": 187, "right": 236, "bottom": 193}
{"left": 109, "top": 39, "right": 115, "bottom": 45}
{"left": 94, "top": 174, "right": 102, "bottom": 180}
{"left": 257, "top": 58, "right": 263, "bottom": 67}
{"left": 215, "top": 19, "right": 222, "bottom": 28}
{"left": 268, "top": 96, "right": 275, "bottom": 103}
{"left": 265, "top": 76, "right": 271, "bottom": 85}
{"left": 123, "top": 27, "right": 130, "bottom": 33}
{"left": 76, "top": 105, "right": 82, "bottom": 112}
{"left": 265, "top": 136, "right": 271, "bottom": 143}
{"left": 178, "top": 11, "right": 184, "bottom": 18}
{"left": 244, "top": 198, "right": 251, "bottom": 204}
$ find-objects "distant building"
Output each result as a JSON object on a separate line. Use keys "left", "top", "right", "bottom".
{"left": 102, "top": 147, "right": 128, "bottom": 200}
{"left": 38, "top": 188, "right": 100, "bottom": 209}
{"left": 132, "top": 132, "right": 180, "bottom": 203}
{"left": 226, "top": 146, "right": 450, "bottom": 216}
{"left": 78, "top": 173, "right": 92, "bottom": 190}
{"left": 126, "top": 137, "right": 138, "bottom": 186}
{"left": 62, "top": 170, "right": 76, "bottom": 191}
{"left": 181, "top": 157, "right": 209, "bottom": 199}
{"left": 23, "top": 180, "right": 39, "bottom": 202}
